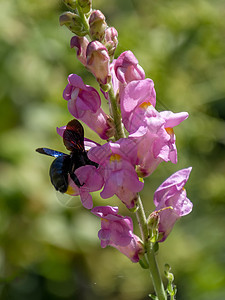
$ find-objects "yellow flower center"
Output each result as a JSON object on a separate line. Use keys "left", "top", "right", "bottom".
{"left": 110, "top": 153, "right": 121, "bottom": 162}
{"left": 165, "top": 127, "right": 174, "bottom": 135}
{"left": 101, "top": 218, "right": 109, "bottom": 222}
{"left": 139, "top": 101, "right": 152, "bottom": 110}
{"left": 66, "top": 184, "right": 78, "bottom": 195}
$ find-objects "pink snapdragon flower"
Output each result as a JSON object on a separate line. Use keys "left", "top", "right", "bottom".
{"left": 91, "top": 206, "right": 144, "bottom": 262}
{"left": 66, "top": 165, "right": 104, "bottom": 209}
{"left": 120, "top": 79, "right": 156, "bottom": 131}
{"left": 102, "top": 50, "right": 145, "bottom": 101}
{"left": 131, "top": 108, "right": 188, "bottom": 176}
{"left": 114, "top": 51, "right": 145, "bottom": 85}
{"left": 63, "top": 74, "right": 113, "bottom": 139}
{"left": 88, "top": 139, "right": 144, "bottom": 209}
{"left": 129, "top": 105, "right": 167, "bottom": 177}
{"left": 120, "top": 79, "right": 188, "bottom": 176}
{"left": 153, "top": 167, "right": 193, "bottom": 242}
{"left": 104, "top": 51, "right": 145, "bottom": 102}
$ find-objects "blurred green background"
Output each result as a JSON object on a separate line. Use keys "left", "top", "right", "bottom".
{"left": 0, "top": 0, "right": 224, "bottom": 299}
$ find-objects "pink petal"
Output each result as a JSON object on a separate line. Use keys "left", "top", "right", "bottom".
{"left": 160, "top": 111, "right": 189, "bottom": 128}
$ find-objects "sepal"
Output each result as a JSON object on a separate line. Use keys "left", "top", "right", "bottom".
{"left": 78, "top": 0, "right": 92, "bottom": 14}
{"left": 63, "top": 0, "right": 78, "bottom": 10}
{"left": 59, "top": 12, "right": 88, "bottom": 36}
{"left": 139, "top": 255, "right": 149, "bottom": 269}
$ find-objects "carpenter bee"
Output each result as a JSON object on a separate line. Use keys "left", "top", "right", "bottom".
{"left": 36, "top": 119, "right": 98, "bottom": 193}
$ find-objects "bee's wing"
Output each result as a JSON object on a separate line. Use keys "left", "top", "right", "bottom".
{"left": 56, "top": 192, "right": 81, "bottom": 208}
{"left": 36, "top": 148, "right": 66, "bottom": 158}
{"left": 63, "top": 119, "right": 85, "bottom": 152}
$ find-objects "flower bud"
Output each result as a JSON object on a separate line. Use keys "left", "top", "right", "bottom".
{"left": 59, "top": 12, "right": 88, "bottom": 36}
{"left": 78, "top": 0, "right": 92, "bottom": 14}
{"left": 86, "top": 41, "right": 110, "bottom": 85}
{"left": 164, "top": 264, "right": 174, "bottom": 282}
{"left": 70, "top": 36, "right": 89, "bottom": 65}
{"left": 63, "top": 0, "right": 77, "bottom": 9}
{"left": 147, "top": 207, "right": 173, "bottom": 242}
{"left": 89, "top": 10, "right": 107, "bottom": 41}
{"left": 104, "top": 27, "right": 118, "bottom": 58}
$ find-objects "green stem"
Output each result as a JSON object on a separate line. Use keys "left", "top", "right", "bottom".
{"left": 147, "top": 242, "right": 167, "bottom": 300}
{"left": 135, "top": 194, "right": 148, "bottom": 242}
{"left": 108, "top": 83, "right": 125, "bottom": 140}
{"left": 135, "top": 195, "right": 167, "bottom": 300}
{"left": 77, "top": 5, "right": 90, "bottom": 34}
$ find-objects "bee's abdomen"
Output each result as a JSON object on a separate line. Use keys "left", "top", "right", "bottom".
{"left": 49, "top": 155, "right": 70, "bottom": 193}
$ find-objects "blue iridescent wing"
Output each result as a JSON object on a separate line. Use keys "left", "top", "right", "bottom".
{"left": 36, "top": 148, "right": 66, "bottom": 158}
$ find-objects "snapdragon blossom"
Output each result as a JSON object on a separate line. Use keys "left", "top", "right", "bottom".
{"left": 88, "top": 138, "right": 144, "bottom": 209}
{"left": 117, "top": 72, "right": 188, "bottom": 176}
{"left": 66, "top": 165, "right": 104, "bottom": 209}
{"left": 91, "top": 206, "right": 144, "bottom": 262}
{"left": 129, "top": 106, "right": 189, "bottom": 177}
{"left": 63, "top": 74, "right": 113, "bottom": 139}
{"left": 153, "top": 167, "right": 193, "bottom": 241}
{"left": 114, "top": 50, "right": 145, "bottom": 85}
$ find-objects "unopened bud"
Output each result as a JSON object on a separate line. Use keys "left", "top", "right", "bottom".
{"left": 59, "top": 12, "right": 88, "bottom": 36}
{"left": 104, "top": 27, "right": 118, "bottom": 58}
{"left": 70, "top": 36, "right": 89, "bottom": 65}
{"left": 86, "top": 41, "right": 110, "bottom": 85}
{"left": 148, "top": 211, "right": 159, "bottom": 227}
{"left": 89, "top": 10, "right": 107, "bottom": 41}
{"left": 164, "top": 264, "right": 174, "bottom": 281}
{"left": 78, "top": 0, "right": 92, "bottom": 14}
{"left": 63, "top": 0, "right": 78, "bottom": 9}
{"left": 147, "top": 206, "right": 173, "bottom": 242}
{"left": 164, "top": 264, "right": 177, "bottom": 296}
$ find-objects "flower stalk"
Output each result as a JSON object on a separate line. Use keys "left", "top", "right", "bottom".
{"left": 108, "top": 82, "right": 125, "bottom": 140}
{"left": 147, "top": 241, "right": 167, "bottom": 300}
{"left": 77, "top": 4, "right": 90, "bottom": 33}
{"left": 136, "top": 195, "right": 167, "bottom": 300}
{"left": 135, "top": 194, "right": 148, "bottom": 242}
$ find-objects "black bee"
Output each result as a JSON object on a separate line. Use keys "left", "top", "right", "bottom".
{"left": 36, "top": 119, "right": 98, "bottom": 193}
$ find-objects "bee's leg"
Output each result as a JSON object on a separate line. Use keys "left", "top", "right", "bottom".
{"left": 70, "top": 172, "right": 84, "bottom": 188}
{"left": 89, "top": 160, "right": 98, "bottom": 168}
